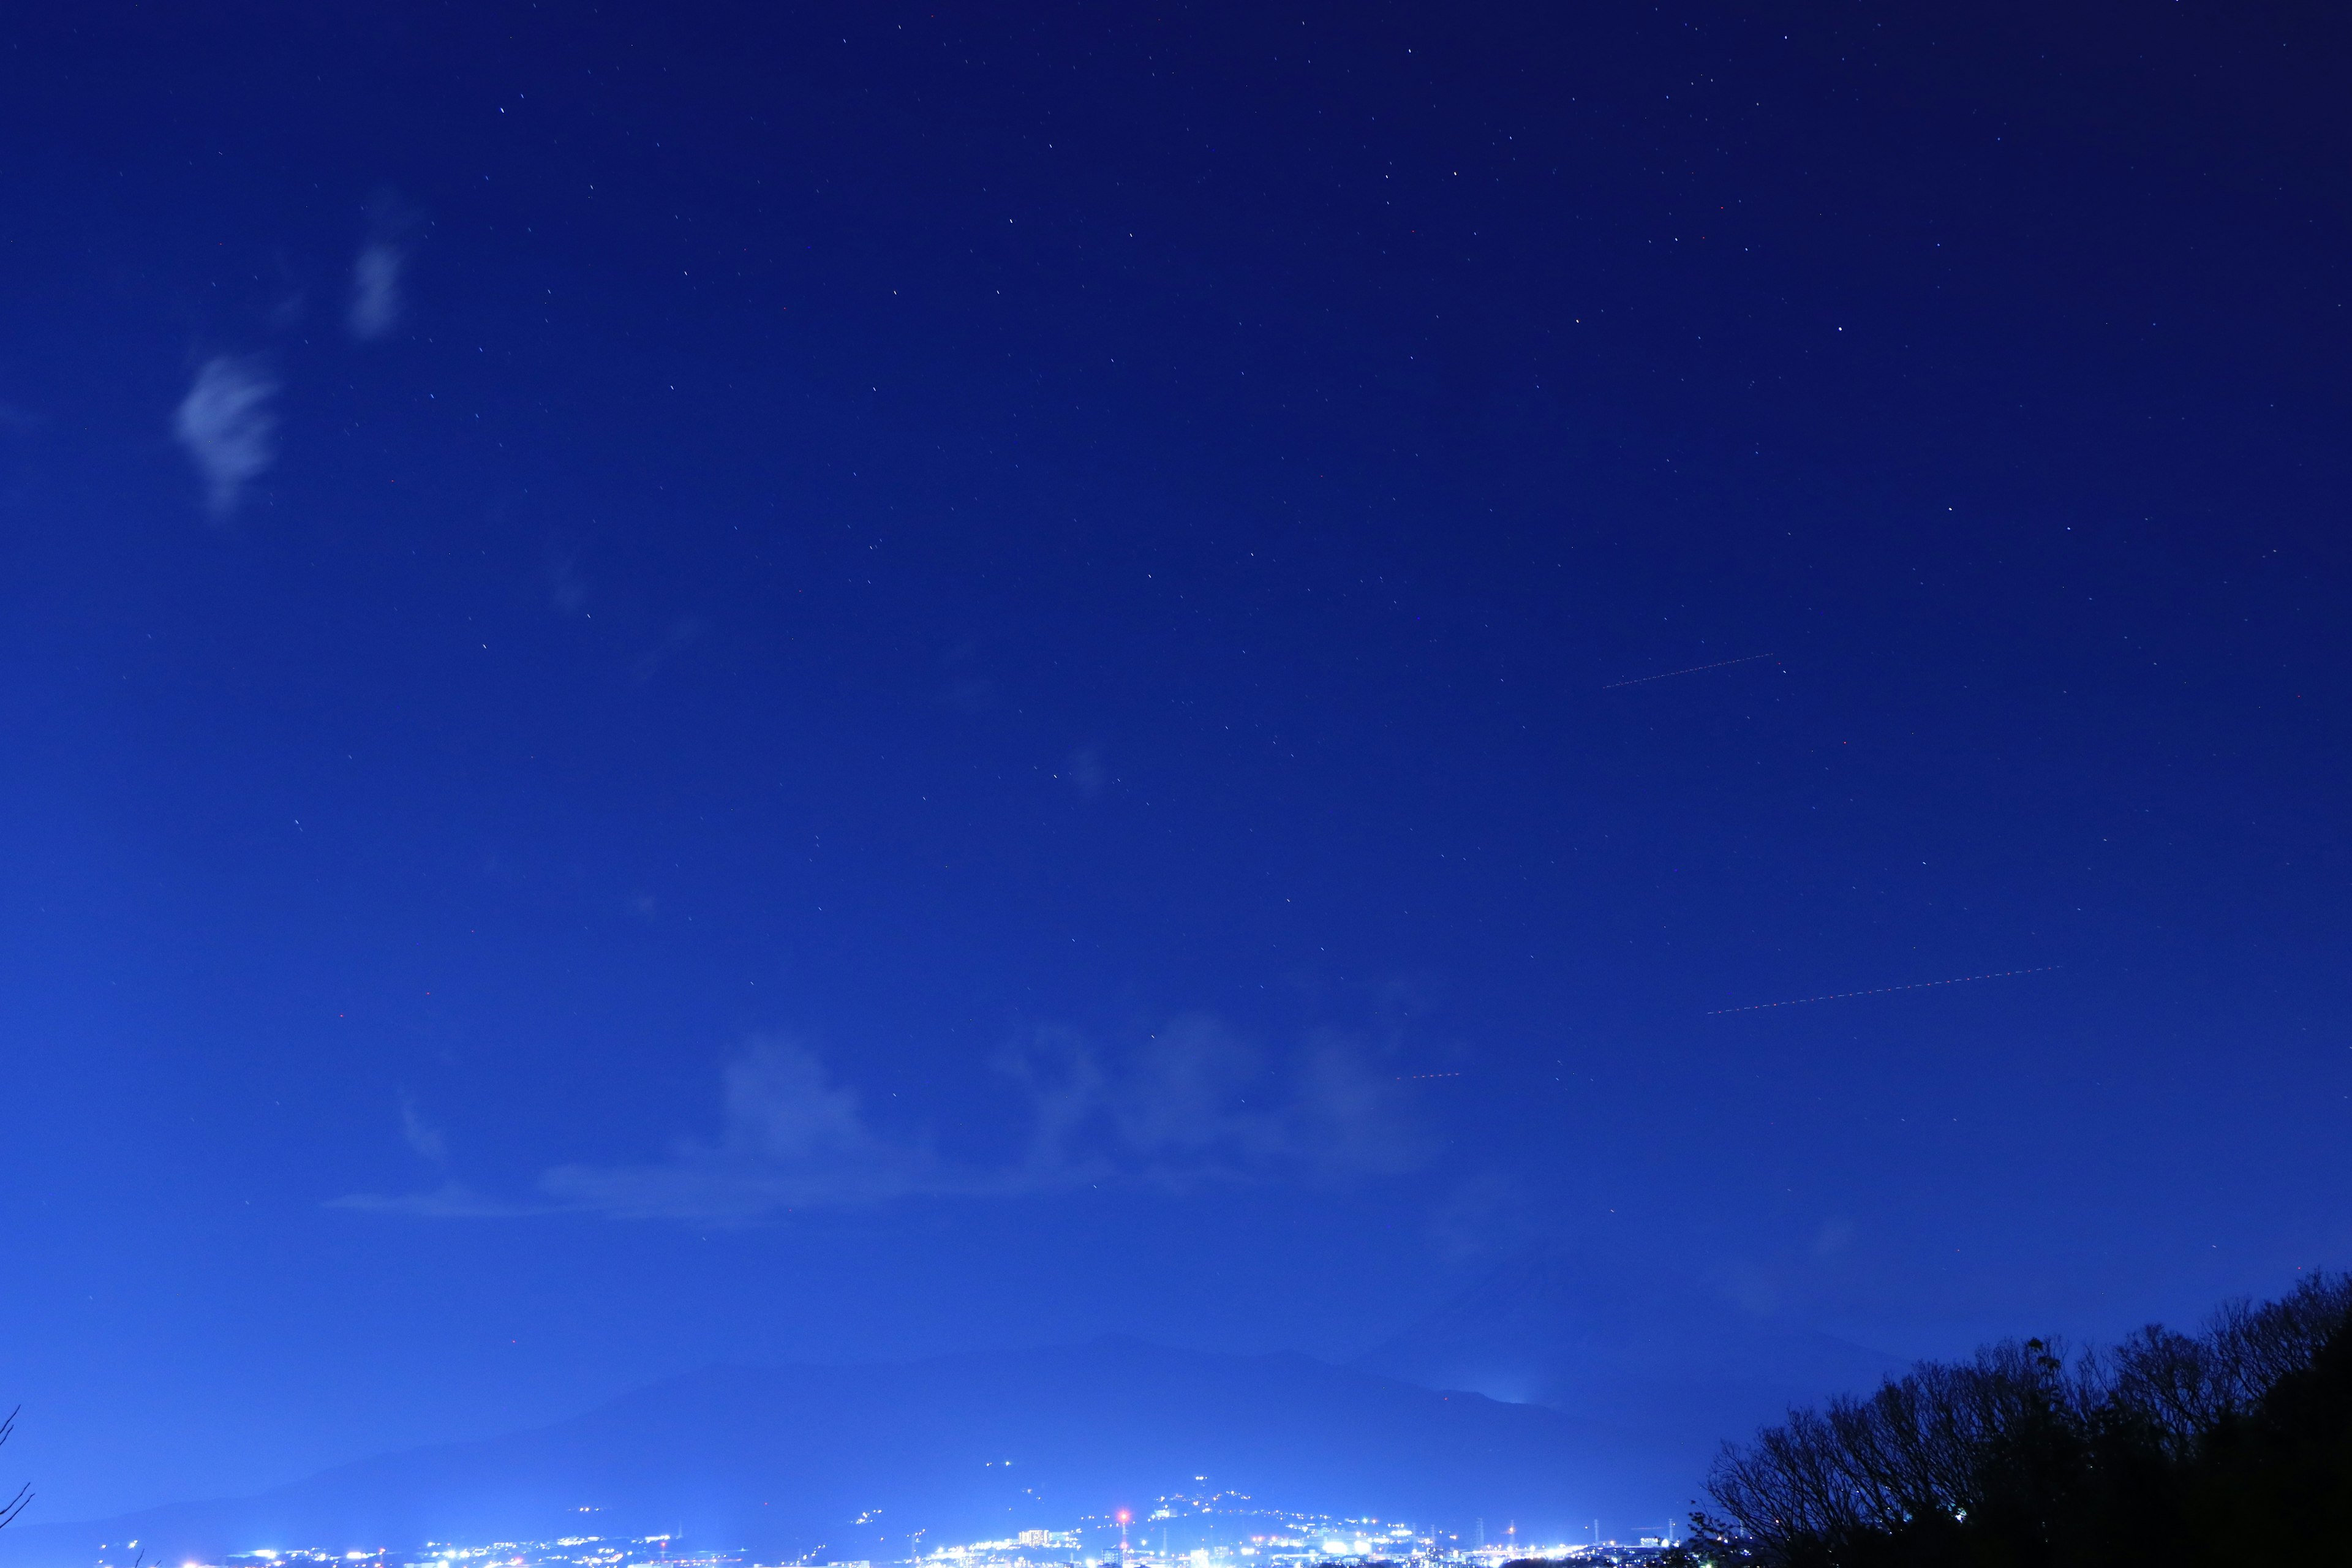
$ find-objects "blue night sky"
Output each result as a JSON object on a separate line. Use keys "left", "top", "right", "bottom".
{"left": 2, "top": 0, "right": 2348, "bottom": 1525}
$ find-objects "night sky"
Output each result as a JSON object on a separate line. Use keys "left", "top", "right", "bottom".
{"left": 4, "top": 0, "right": 2349, "bottom": 1525}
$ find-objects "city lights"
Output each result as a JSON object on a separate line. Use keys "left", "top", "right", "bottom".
{"left": 104, "top": 1492, "right": 1679, "bottom": 1568}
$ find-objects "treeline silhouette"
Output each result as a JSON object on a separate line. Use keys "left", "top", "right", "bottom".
{"left": 1662, "top": 1273, "right": 2352, "bottom": 1567}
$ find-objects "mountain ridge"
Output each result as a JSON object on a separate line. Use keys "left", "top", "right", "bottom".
{"left": 0, "top": 1337, "right": 1675, "bottom": 1568}
{"left": 1354, "top": 1250, "right": 1903, "bottom": 1456}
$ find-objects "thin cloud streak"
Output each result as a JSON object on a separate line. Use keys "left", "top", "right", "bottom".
{"left": 1602, "top": 652, "right": 1778, "bottom": 689}
{"left": 1706, "top": 965, "right": 2064, "bottom": 1016}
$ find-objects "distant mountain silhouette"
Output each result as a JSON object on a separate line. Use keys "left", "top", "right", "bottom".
{"left": 0, "top": 1339, "right": 1673, "bottom": 1567}
{"left": 1354, "top": 1250, "right": 1901, "bottom": 1475}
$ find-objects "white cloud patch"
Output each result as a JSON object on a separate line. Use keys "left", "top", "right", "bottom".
{"left": 173, "top": 356, "right": 278, "bottom": 515}
{"left": 339, "top": 1020, "right": 1430, "bottom": 1223}
{"left": 349, "top": 241, "right": 405, "bottom": 340}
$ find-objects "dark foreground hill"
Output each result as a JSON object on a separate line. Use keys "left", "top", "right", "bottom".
{"left": 1681, "top": 1272, "right": 2352, "bottom": 1567}
{"left": 0, "top": 1339, "right": 1671, "bottom": 1567}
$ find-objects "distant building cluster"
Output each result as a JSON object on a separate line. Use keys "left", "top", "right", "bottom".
{"left": 89, "top": 1491, "right": 1676, "bottom": 1568}
{"left": 1028, "top": 1487, "right": 1676, "bottom": 1568}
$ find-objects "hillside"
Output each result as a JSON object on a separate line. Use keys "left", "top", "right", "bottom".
{"left": 0, "top": 1339, "right": 1668, "bottom": 1566}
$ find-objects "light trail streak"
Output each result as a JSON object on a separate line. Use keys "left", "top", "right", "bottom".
{"left": 1706, "top": 965, "right": 2062, "bottom": 1016}
{"left": 1602, "top": 652, "right": 1778, "bottom": 689}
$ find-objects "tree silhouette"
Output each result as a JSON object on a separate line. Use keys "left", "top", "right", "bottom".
{"left": 0, "top": 1407, "right": 28, "bottom": 1531}
{"left": 1659, "top": 1274, "right": 2352, "bottom": 1568}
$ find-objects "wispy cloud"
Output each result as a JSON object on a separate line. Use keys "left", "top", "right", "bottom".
{"left": 537, "top": 1038, "right": 962, "bottom": 1220}
{"left": 340, "top": 1021, "right": 1430, "bottom": 1224}
{"left": 326, "top": 1096, "right": 554, "bottom": 1215}
{"left": 1001, "top": 1016, "right": 1430, "bottom": 1187}
{"left": 350, "top": 190, "right": 419, "bottom": 341}
{"left": 548, "top": 547, "right": 592, "bottom": 615}
{"left": 1060, "top": 745, "right": 1108, "bottom": 799}
{"left": 330, "top": 1180, "right": 559, "bottom": 1219}
{"left": 1422, "top": 1170, "right": 1547, "bottom": 1262}
{"left": 173, "top": 356, "right": 277, "bottom": 515}
{"left": 399, "top": 1095, "right": 450, "bottom": 1164}
{"left": 349, "top": 243, "right": 405, "bottom": 340}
